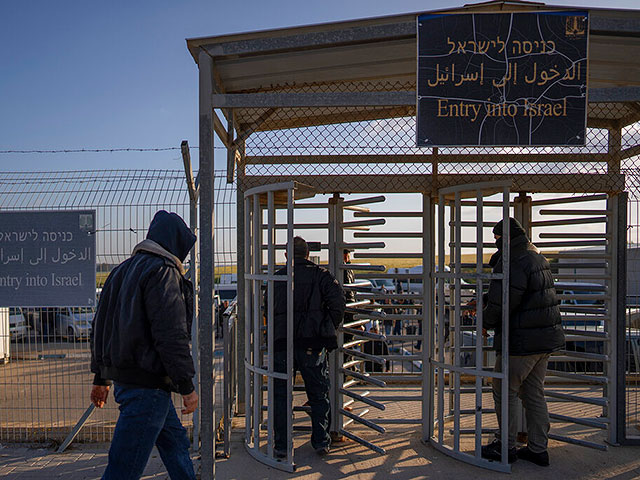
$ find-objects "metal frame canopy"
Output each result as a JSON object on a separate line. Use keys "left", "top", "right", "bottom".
{"left": 189, "top": 2, "right": 639, "bottom": 478}
{"left": 189, "top": 0, "right": 640, "bottom": 194}
{"left": 187, "top": 1, "right": 640, "bottom": 96}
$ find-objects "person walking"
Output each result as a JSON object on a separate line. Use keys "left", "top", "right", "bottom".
{"left": 272, "top": 236, "right": 345, "bottom": 457}
{"left": 90, "top": 210, "right": 198, "bottom": 480}
{"left": 481, "top": 217, "right": 564, "bottom": 466}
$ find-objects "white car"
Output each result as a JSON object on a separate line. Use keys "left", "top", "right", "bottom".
{"left": 369, "top": 278, "right": 396, "bottom": 294}
{"left": 8, "top": 308, "right": 30, "bottom": 341}
{"left": 55, "top": 307, "right": 94, "bottom": 342}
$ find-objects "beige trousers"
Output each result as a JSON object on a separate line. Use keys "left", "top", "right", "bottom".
{"left": 492, "top": 353, "right": 551, "bottom": 453}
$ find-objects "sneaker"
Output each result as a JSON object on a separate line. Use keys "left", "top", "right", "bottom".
{"left": 273, "top": 448, "right": 287, "bottom": 460}
{"left": 516, "top": 446, "right": 549, "bottom": 466}
{"left": 315, "top": 445, "right": 330, "bottom": 456}
{"left": 481, "top": 439, "right": 517, "bottom": 463}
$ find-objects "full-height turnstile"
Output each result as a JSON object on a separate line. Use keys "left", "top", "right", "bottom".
{"left": 243, "top": 183, "right": 397, "bottom": 470}
{"left": 241, "top": 180, "right": 624, "bottom": 473}
{"left": 529, "top": 193, "right": 626, "bottom": 450}
{"left": 428, "top": 181, "right": 513, "bottom": 472}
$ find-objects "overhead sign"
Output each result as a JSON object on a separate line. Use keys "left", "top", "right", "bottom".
{"left": 417, "top": 11, "right": 588, "bottom": 147}
{"left": 0, "top": 210, "right": 96, "bottom": 307}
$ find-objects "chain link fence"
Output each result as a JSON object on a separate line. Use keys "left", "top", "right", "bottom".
{"left": 0, "top": 169, "right": 236, "bottom": 444}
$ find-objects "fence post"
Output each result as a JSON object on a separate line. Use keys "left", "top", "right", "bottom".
{"left": 198, "top": 48, "right": 216, "bottom": 480}
{"left": 615, "top": 192, "right": 628, "bottom": 444}
{"left": 181, "top": 140, "right": 201, "bottom": 451}
{"left": 236, "top": 153, "right": 246, "bottom": 414}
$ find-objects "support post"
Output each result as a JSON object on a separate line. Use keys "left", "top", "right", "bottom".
{"left": 181, "top": 140, "right": 201, "bottom": 451}
{"left": 513, "top": 192, "right": 531, "bottom": 440}
{"left": 608, "top": 127, "right": 622, "bottom": 175}
{"left": 226, "top": 110, "right": 236, "bottom": 183}
{"left": 198, "top": 49, "right": 216, "bottom": 480}
{"left": 422, "top": 193, "right": 434, "bottom": 442}
{"left": 613, "top": 192, "right": 628, "bottom": 444}
{"left": 328, "top": 194, "right": 342, "bottom": 435}
{"left": 236, "top": 147, "right": 246, "bottom": 414}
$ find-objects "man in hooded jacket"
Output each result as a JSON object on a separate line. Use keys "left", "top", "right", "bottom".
{"left": 90, "top": 210, "right": 198, "bottom": 480}
{"left": 272, "top": 236, "right": 345, "bottom": 457}
{"left": 481, "top": 217, "right": 564, "bottom": 467}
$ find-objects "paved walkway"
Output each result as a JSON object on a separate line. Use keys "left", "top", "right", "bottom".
{"left": 0, "top": 444, "right": 185, "bottom": 479}
{"left": 3, "top": 381, "right": 640, "bottom": 479}
{"left": 3, "top": 431, "right": 640, "bottom": 479}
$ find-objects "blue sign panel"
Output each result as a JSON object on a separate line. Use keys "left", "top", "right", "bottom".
{"left": 417, "top": 11, "right": 588, "bottom": 147}
{"left": 0, "top": 210, "right": 96, "bottom": 307}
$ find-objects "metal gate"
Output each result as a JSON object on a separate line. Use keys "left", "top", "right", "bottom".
{"left": 329, "top": 194, "right": 390, "bottom": 454}
{"left": 529, "top": 193, "right": 625, "bottom": 450}
{"left": 243, "top": 186, "right": 410, "bottom": 468}
{"left": 243, "top": 181, "right": 307, "bottom": 472}
{"left": 429, "top": 181, "right": 512, "bottom": 472}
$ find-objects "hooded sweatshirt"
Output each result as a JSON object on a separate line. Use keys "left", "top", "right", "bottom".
{"left": 90, "top": 211, "right": 197, "bottom": 394}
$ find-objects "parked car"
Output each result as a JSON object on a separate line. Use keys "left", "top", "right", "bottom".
{"left": 55, "top": 307, "right": 94, "bottom": 341}
{"left": 8, "top": 308, "right": 29, "bottom": 341}
{"left": 369, "top": 278, "right": 395, "bottom": 294}
{"left": 387, "top": 265, "right": 473, "bottom": 304}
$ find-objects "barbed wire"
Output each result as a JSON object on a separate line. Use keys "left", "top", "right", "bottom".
{"left": 0, "top": 146, "right": 226, "bottom": 154}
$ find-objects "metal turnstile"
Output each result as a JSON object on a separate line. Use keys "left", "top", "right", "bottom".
{"left": 429, "top": 181, "right": 512, "bottom": 472}
{"left": 530, "top": 193, "right": 625, "bottom": 450}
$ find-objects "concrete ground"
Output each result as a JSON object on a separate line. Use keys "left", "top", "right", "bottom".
{"left": 4, "top": 338, "right": 640, "bottom": 478}
{"left": 2, "top": 423, "right": 640, "bottom": 480}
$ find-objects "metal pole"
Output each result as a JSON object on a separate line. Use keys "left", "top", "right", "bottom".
{"left": 198, "top": 48, "right": 216, "bottom": 480}
{"left": 500, "top": 187, "right": 510, "bottom": 467}
{"left": 286, "top": 188, "right": 295, "bottom": 464}
{"left": 236, "top": 153, "right": 246, "bottom": 415}
{"left": 437, "top": 193, "right": 445, "bottom": 444}
{"left": 328, "top": 194, "right": 342, "bottom": 435}
{"left": 181, "top": 141, "right": 201, "bottom": 451}
{"left": 613, "top": 192, "right": 628, "bottom": 444}
{"left": 422, "top": 193, "right": 433, "bottom": 442}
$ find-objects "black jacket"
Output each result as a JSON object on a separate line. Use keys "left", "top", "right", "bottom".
{"left": 91, "top": 211, "right": 197, "bottom": 394}
{"left": 484, "top": 234, "right": 565, "bottom": 356}
{"left": 272, "top": 258, "right": 345, "bottom": 351}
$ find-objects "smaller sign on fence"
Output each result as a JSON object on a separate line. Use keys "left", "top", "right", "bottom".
{"left": 0, "top": 210, "right": 96, "bottom": 307}
{"left": 417, "top": 11, "right": 588, "bottom": 147}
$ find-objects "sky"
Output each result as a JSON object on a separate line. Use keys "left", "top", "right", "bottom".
{"left": 0, "top": 0, "right": 638, "bottom": 173}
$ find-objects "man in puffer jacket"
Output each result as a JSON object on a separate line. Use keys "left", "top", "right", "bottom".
{"left": 90, "top": 210, "right": 198, "bottom": 480}
{"left": 272, "top": 236, "right": 345, "bottom": 458}
{"left": 481, "top": 217, "right": 564, "bottom": 467}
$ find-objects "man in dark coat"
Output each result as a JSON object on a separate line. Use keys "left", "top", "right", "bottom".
{"left": 481, "top": 217, "right": 564, "bottom": 467}
{"left": 90, "top": 211, "right": 198, "bottom": 479}
{"left": 272, "top": 236, "right": 345, "bottom": 457}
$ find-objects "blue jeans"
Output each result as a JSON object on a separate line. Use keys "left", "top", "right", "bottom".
{"left": 103, "top": 384, "right": 196, "bottom": 480}
{"left": 274, "top": 347, "right": 331, "bottom": 451}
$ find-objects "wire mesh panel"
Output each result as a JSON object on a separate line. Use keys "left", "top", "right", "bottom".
{"left": 0, "top": 169, "right": 236, "bottom": 444}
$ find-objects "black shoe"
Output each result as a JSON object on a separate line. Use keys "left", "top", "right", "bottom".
{"left": 516, "top": 446, "right": 549, "bottom": 466}
{"left": 273, "top": 448, "right": 287, "bottom": 460}
{"left": 481, "top": 439, "right": 517, "bottom": 463}
{"left": 315, "top": 445, "right": 330, "bottom": 456}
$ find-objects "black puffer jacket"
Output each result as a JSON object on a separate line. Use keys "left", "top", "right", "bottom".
{"left": 272, "top": 258, "right": 345, "bottom": 351}
{"left": 91, "top": 211, "right": 197, "bottom": 394}
{"left": 484, "top": 222, "right": 564, "bottom": 356}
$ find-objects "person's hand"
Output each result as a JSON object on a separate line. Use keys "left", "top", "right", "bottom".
{"left": 91, "top": 385, "right": 110, "bottom": 408}
{"left": 466, "top": 299, "right": 477, "bottom": 316}
{"left": 182, "top": 391, "right": 199, "bottom": 414}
